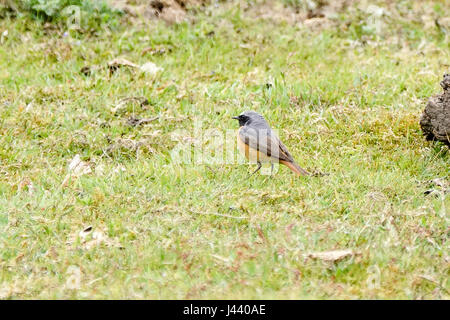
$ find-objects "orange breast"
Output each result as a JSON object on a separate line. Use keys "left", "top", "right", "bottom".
{"left": 237, "top": 128, "right": 277, "bottom": 163}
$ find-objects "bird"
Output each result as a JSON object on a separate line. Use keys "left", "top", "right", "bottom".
{"left": 232, "top": 111, "right": 310, "bottom": 176}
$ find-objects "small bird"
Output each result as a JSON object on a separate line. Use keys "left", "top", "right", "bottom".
{"left": 233, "top": 111, "right": 310, "bottom": 176}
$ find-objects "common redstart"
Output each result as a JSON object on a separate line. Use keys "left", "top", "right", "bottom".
{"left": 233, "top": 111, "right": 310, "bottom": 176}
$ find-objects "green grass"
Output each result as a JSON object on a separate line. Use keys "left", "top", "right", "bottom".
{"left": 0, "top": 0, "right": 449, "bottom": 299}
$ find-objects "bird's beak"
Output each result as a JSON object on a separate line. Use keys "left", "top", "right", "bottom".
{"left": 232, "top": 116, "right": 239, "bottom": 120}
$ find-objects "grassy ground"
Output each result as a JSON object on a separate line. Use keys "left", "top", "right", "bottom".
{"left": 0, "top": 0, "right": 449, "bottom": 299}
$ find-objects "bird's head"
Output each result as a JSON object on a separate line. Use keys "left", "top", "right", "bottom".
{"left": 232, "top": 111, "right": 264, "bottom": 127}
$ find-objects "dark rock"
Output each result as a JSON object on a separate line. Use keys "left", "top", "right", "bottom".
{"left": 420, "top": 74, "right": 450, "bottom": 147}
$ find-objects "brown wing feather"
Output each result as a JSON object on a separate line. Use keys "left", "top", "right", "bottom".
{"left": 277, "top": 139, "right": 295, "bottom": 163}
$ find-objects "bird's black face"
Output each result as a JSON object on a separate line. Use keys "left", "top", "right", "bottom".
{"left": 232, "top": 114, "right": 250, "bottom": 127}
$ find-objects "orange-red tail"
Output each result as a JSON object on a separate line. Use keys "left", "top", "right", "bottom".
{"left": 280, "top": 160, "right": 310, "bottom": 176}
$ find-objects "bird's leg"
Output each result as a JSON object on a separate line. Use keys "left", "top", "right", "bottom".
{"left": 250, "top": 161, "right": 262, "bottom": 176}
{"left": 270, "top": 163, "right": 274, "bottom": 177}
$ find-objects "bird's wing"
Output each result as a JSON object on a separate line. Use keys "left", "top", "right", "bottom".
{"left": 239, "top": 126, "right": 293, "bottom": 162}
{"left": 277, "top": 139, "right": 295, "bottom": 163}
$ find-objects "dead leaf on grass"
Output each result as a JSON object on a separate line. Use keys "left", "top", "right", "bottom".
{"left": 67, "top": 226, "right": 123, "bottom": 250}
{"left": 107, "top": 58, "right": 163, "bottom": 76}
{"left": 107, "top": 57, "right": 140, "bottom": 75}
{"left": 68, "top": 154, "right": 92, "bottom": 176}
{"left": 424, "top": 177, "right": 450, "bottom": 196}
{"left": 307, "top": 249, "right": 356, "bottom": 262}
{"left": 111, "top": 96, "right": 149, "bottom": 114}
{"left": 79, "top": 225, "right": 93, "bottom": 237}
{"left": 44, "top": 246, "right": 58, "bottom": 259}
{"left": 140, "top": 62, "right": 163, "bottom": 76}
{"left": 61, "top": 154, "right": 92, "bottom": 187}
{"left": 108, "top": 58, "right": 140, "bottom": 73}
